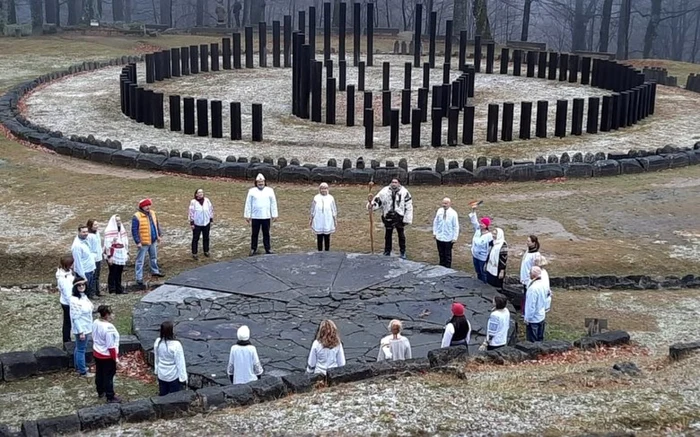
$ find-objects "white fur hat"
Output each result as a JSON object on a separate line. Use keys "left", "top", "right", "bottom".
{"left": 237, "top": 325, "right": 250, "bottom": 341}
{"left": 255, "top": 173, "right": 266, "bottom": 182}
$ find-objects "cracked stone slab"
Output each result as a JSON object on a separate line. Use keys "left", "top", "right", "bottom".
{"left": 134, "top": 252, "right": 505, "bottom": 382}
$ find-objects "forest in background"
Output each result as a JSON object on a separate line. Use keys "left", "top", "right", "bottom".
{"left": 1, "top": 0, "right": 700, "bottom": 62}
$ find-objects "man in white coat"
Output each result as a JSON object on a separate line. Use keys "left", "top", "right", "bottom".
{"left": 432, "top": 197, "right": 459, "bottom": 268}
{"left": 244, "top": 173, "right": 278, "bottom": 256}
{"left": 368, "top": 178, "right": 413, "bottom": 259}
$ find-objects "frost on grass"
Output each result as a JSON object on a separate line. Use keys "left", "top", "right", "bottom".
{"left": 24, "top": 54, "right": 700, "bottom": 168}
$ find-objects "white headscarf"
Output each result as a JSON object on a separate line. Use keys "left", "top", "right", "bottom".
{"left": 103, "top": 214, "right": 128, "bottom": 251}
{"left": 486, "top": 228, "right": 506, "bottom": 276}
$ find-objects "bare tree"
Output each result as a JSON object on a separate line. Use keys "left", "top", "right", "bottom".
{"left": 692, "top": 8, "right": 700, "bottom": 62}
{"left": 472, "top": 0, "right": 491, "bottom": 38}
{"left": 598, "top": 0, "right": 612, "bottom": 52}
{"left": 616, "top": 0, "right": 631, "bottom": 59}
{"left": 9, "top": 0, "right": 17, "bottom": 24}
{"left": 453, "top": 0, "right": 469, "bottom": 36}
{"left": 521, "top": 0, "right": 533, "bottom": 41}
{"left": 642, "top": 0, "right": 661, "bottom": 58}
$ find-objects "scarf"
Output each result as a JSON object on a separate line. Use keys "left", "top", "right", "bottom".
{"left": 196, "top": 197, "right": 205, "bottom": 205}
{"left": 236, "top": 340, "right": 251, "bottom": 346}
{"left": 528, "top": 241, "right": 540, "bottom": 253}
{"left": 103, "top": 214, "right": 128, "bottom": 252}
{"left": 486, "top": 228, "right": 506, "bottom": 276}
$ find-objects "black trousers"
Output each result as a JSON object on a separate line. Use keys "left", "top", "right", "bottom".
{"left": 316, "top": 234, "right": 331, "bottom": 251}
{"left": 95, "top": 358, "right": 117, "bottom": 400}
{"left": 251, "top": 219, "right": 271, "bottom": 252}
{"left": 61, "top": 304, "right": 71, "bottom": 344}
{"left": 383, "top": 224, "right": 406, "bottom": 255}
{"left": 93, "top": 261, "right": 102, "bottom": 296}
{"left": 436, "top": 240, "right": 453, "bottom": 268}
{"left": 192, "top": 224, "right": 211, "bottom": 254}
{"left": 107, "top": 263, "right": 125, "bottom": 294}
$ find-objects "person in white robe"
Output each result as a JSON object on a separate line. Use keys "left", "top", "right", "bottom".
{"left": 309, "top": 183, "right": 338, "bottom": 251}
{"left": 307, "top": 320, "right": 346, "bottom": 375}
{"left": 377, "top": 319, "right": 412, "bottom": 361}
{"left": 227, "top": 325, "right": 264, "bottom": 384}
{"left": 103, "top": 215, "right": 129, "bottom": 294}
{"left": 244, "top": 174, "right": 278, "bottom": 256}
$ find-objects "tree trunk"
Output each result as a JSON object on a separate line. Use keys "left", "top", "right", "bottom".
{"left": 8, "top": 0, "right": 17, "bottom": 24}
{"left": 384, "top": 0, "right": 390, "bottom": 27}
{"left": 453, "top": 0, "right": 468, "bottom": 36}
{"left": 67, "top": 0, "right": 81, "bottom": 24}
{"left": 691, "top": 8, "right": 700, "bottom": 63}
{"left": 113, "top": 0, "right": 123, "bottom": 21}
{"left": 242, "top": 0, "right": 250, "bottom": 25}
{"left": 571, "top": 0, "right": 586, "bottom": 51}
{"left": 30, "top": 0, "right": 43, "bottom": 33}
{"left": 642, "top": 0, "right": 661, "bottom": 59}
{"left": 160, "top": 0, "right": 171, "bottom": 26}
{"left": 521, "top": 0, "right": 532, "bottom": 41}
{"left": 45, "top": 0, "right": 57, "bottom": 23}
{"left": 616, "top": 0, "right": 630, "bottom": 60}
{"left": 401, "top": 0, "right": 407, "bottom": 31}
{"left": 0, "top": 0, "right": 6, "bottom": 35}
{"left": 332, "top": 0, "right": 339, "bottom": 27}
{"left": 472, "top": 0, "right": 491, "bottom": 39}
{"left": 196, "top": 0, "right": 204, "bottom": 25}
{"left": 124, "top": 0, "right": 131, "bottom": 21}
{"left": 598, "top": 0, "right": 612, "bottom": 52}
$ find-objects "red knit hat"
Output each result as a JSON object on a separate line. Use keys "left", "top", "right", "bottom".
{"left": 138, "top": 198, "right": 152, "bottom": 209}
{"left": 451, "top": 302, "right": 465, "bottom": 317}
{"left": 480, "top": 217, "right": 491, "bottom": 228}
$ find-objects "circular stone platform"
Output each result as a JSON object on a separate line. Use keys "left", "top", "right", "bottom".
{"left": 133, "top": 252, "right": 502, "bottom": 385}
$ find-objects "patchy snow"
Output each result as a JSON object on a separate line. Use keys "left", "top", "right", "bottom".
{"left": 669, "top": 231, "right": 700, "bottom": 262}
{"left": 23, "top": 54, "right": 700, "bottom": 167}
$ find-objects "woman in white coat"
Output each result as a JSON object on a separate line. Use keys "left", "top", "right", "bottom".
{"left": 309, "top": 183, "right": 338, "bottom": 251}
{"left": 307, "top": 320, "right": 346, "bottom": 375}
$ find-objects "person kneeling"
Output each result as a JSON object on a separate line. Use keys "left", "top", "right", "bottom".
{"left": 227, "top": 325, "right": 263, "bottom": 384}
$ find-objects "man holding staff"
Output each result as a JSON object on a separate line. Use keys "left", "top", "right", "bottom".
{"left": 367, "top": 178, "right": 413, "bottom": 259}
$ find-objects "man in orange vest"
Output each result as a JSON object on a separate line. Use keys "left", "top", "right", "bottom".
{"left": 131, "top": 199, "right": 164, "bottom": 289}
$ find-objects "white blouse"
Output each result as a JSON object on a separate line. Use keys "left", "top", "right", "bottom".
{"left": 310, "top": 193, "right": 337, "bottom": 234}
{"left": 154, "top": 339, "right": 188, "bottom": 384}
{"left": 306, "top": 340, "right": 346, "bottom": 375}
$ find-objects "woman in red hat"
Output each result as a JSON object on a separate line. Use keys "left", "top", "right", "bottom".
{"left": 440, "top": 302, "right": 472, "bottom": 349}
{"left": 469, "top": 204, "right": 494, "bottom": 283}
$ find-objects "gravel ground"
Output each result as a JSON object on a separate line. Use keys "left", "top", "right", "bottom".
{"left": 23, "top": 54, "right": 700, "bottom": 168}
{"left": 75, "top": 289, "right": 700, "bottom": 437}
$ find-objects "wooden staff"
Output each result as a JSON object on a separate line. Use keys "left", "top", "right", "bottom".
{"left": 367, "top": 181, "right": 375, "bottom": 253}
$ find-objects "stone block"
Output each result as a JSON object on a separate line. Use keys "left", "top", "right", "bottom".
{"left": 21, "top": 421, "right": 39, "bottom": 437}
{"left": 136, "top": 153, "right": 168, "bottom": 170}
{"left": 111, "top": 149, "right": 141, "bottom": 168}
{"left": 281, "top": 372, "right": 314, "bottom": 393}
{"left": 534, "top": 163, "right": 564, "bottom": 180}
{"left": 669, "top": 341, "right": 700, "bottom": 361}
{"left": 36, "top": 414, "right": 81, "bottom": 436}
{"left": 483, "top": 346, "right": 530, "bottom": 364}
{"left": 120, "top": 335, "right": 142, "bottom": 355}
{"left": 474, "top": 166, "right": 506, "bottom": 182}
{"left": 441, "top": 168, "right": 474, "bottom": 185}
{"left": 592, "top": 159, "right": 620, "bottom": 177}
{"left": 279, "top": 165, "right": 311, "bottom": 183}
{"left": 427, "top": 346, "right": 469, "bottom": 368}
{"left": 219, "top": 162, "right": 250, "bottom": 179}
{"left": 71, "top": 143, "right": 100, "bottom": 160}
{"left": 120, "top": 399, "right": 156, "bottom": 423}
{"left": 160, "top": 157, "right": 192, "bottom": 174}
{"left": 435, "top": 157, "right": 446, "bottom": 173}
{"left": 197, "top": 386, "right": 227, "bottom": 410}
{"left": 151, "top": 390, "right": 197, "bottom": 419}
{"left": 342, "top": 168, "right": 375, "bottom": 184}
{"left": 505, "top": 164, "right": 535, "bottom": 182}
{"left": 618, "top": 158, "right": 644, "bottom": 174}
{"left": 190, "top": 159, "right": 221, "bottom": 177}
{"left": 574, "top": 330, "right": 630, "bottom": 350}
{"left": 681, "top": 150, "right": 699, "bottom": 165}
{"left": 78, "top": 403, "right": 122, "bottom": 431}
{"left": 0, "top": 351, "right": 38, "bottom": 381}
{"left": 373, "top": 167, "right": 408, "bottom": 185}
{"left": 369, "top": 358, "right": 431, "bottom": 377}
{"left": 34, "top": 347, "right": 69, "bottom": 373}
{"left": 515, "top": 340, "right": 572, "bottom": 358}
{"left": 666, "top": 152, "right": 690, "bottom": 168}
{"left": 64, "top": 340, "right": 95, "bottom": 368}
{"left": 0, "top": 424, "right": 13, "bottom": 437}
{"left": 327, "top": 363, "right": 373, "bottom": 385}
{"left": 565, "top": 276, "right": 591, "bottom": 288}
{"left": 590, "top": 275, "right": 618, "bottom": 288}
{"left": 408, "top": 169, "right": 442, "bottom": 185}
{"left": 88, "top": 147, "right": 116, "bottom": 164}
{"left": 248, "top": 375, "right": 287, "bottom": 401}
{"left": 311, "top": 167, "right": 344, "bottom": 183}
{"left": 246, "top": 164, "right": 279, "bottom": 181}
{"left": 222, "top": 383, "right": 255, "bottom": 406}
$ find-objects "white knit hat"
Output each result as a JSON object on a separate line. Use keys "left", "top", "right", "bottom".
{"left": 237, "top": 325, "right": 250, "bottom": 341}
{"left": 255, "top": 173, "right": 265, "bottom": 181}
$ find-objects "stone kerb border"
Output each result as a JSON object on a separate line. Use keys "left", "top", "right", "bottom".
{"left": 687, "top": 73, "right": 700, "bottom": 93}
{"left": 0, "top": 336, "right": 142, "bottom": 383}
{"left": 0, "top": 329, "right": 650, "bottom": 436}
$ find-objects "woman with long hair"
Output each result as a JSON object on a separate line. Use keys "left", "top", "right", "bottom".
{"left": 377, "top": 319, "right": 412, "bottom": 361}
{"left": 154, "top": 321, "right": 188, "bottom": 396}
{"left": 441, "top": 302, "right": 472, "bottom": 349}
{"left": 520, "top": 235, "right": 541, "bottom": 312}
{"left": 103, "top": 215, "right": 129, "bottom": 294}
{"left": 92, "top": 305, "right": 121, "bottom": 403}
{"left": 188, "top": 188, "right": 214, "bottom": 260}
{"left": 307, "top": 320, "right": 346, "bottom": 375}
{"left": 69, "top": 277, "right": 94, "bottom": 377}
{"left": 227, "top": 325, "right": 263, "bottom": 384}
{"left": 486, "top": 228, "right": 508, "bottom": 290}
{"left": 56, "top": 255, "right": 74, "bottom": 344}
{"left": 309, "top": 183, "right": 338, "bottom": 251}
